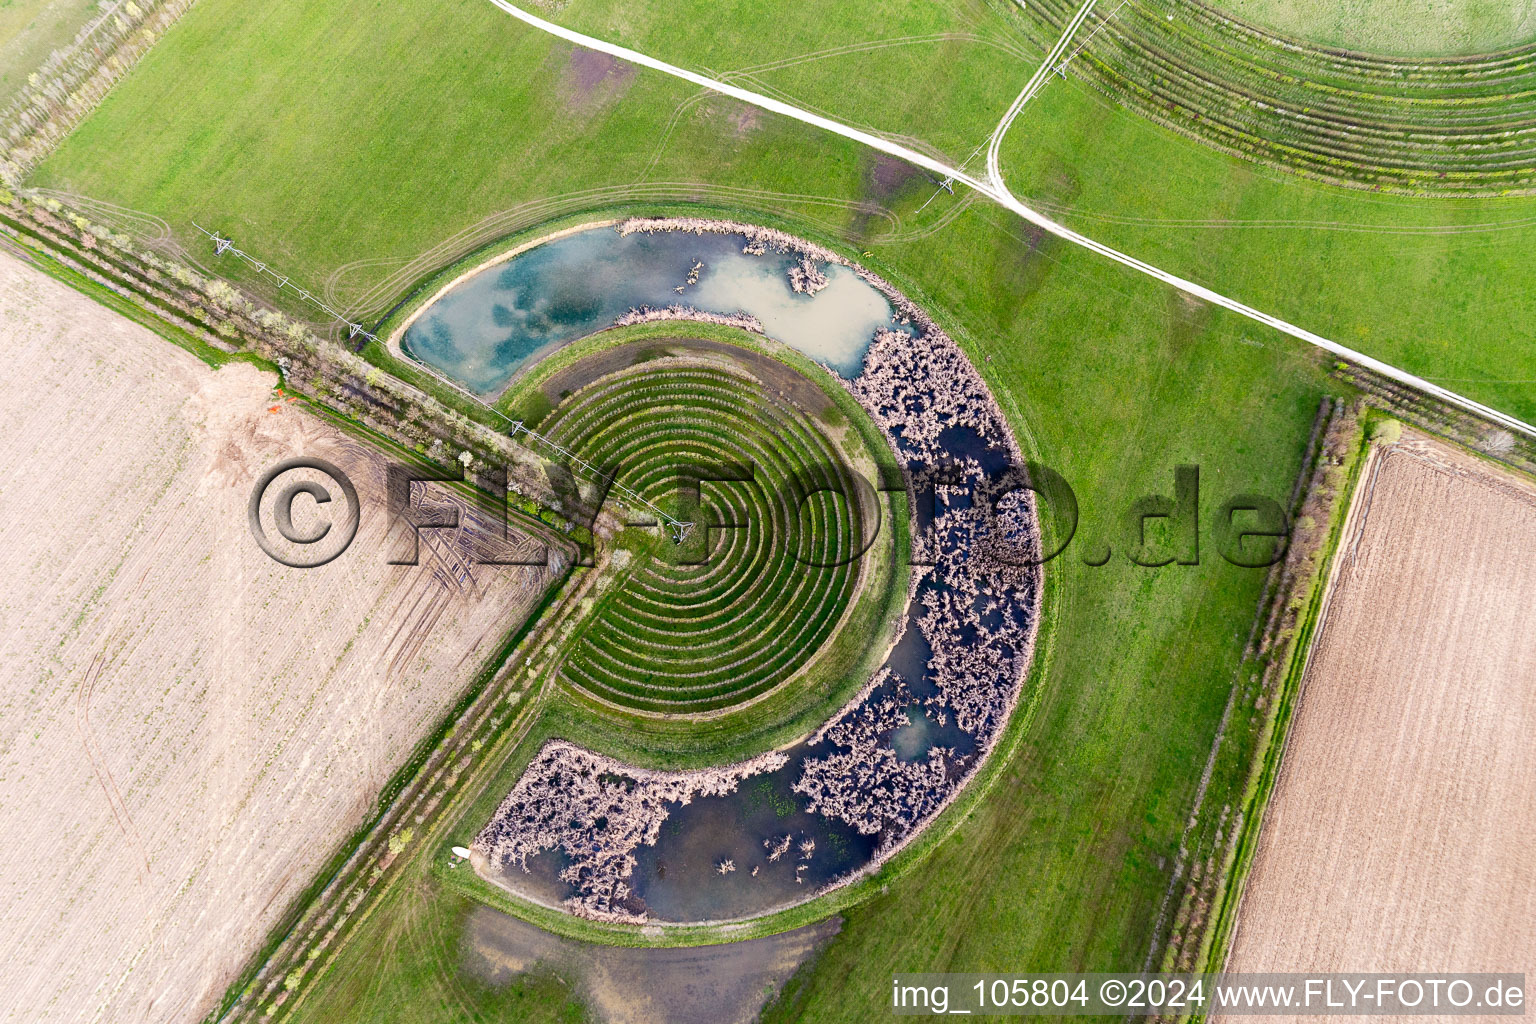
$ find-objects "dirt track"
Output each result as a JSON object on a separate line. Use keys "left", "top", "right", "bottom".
{"left": 1226, "top": 434, "right": 1536, "bottom": 1012}
{"left": 0, "top": 253, "right": 550, "bottom": 1023}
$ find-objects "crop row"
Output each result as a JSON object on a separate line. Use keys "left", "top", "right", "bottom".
{"left": 1011, "top": 0, "right": 1536, "bottom": 193}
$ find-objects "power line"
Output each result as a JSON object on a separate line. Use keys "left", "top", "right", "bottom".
{"left": 191, "top": 221, "right": 378, "bottom": 343}
{"left": 915, "top": 139, "right": 987, "bottom": 215}
{"left": 484, "top": 0, "right": 1536, "bottom": 442}
{"left": 1052, "top": 0, "right": 1133, "bottom": 79}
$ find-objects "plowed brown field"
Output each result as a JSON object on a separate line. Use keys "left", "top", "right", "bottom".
{"left": 0, "top": 254, "right": 551, "bottom": 1023}
{"left": 1226, "top": 433, "right": 1536, "bottom": 1005}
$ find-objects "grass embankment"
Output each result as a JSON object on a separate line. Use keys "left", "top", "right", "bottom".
{"left": 537, "top": 363, "right": 865, "bottom": 711}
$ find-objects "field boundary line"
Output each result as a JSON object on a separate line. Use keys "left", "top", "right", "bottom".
{"left": 485, "top": 0, "right": 1536, "bottom": 440}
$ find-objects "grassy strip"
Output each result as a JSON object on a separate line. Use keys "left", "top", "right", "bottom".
{"left": 1183, "top": 410, "right": 1373, "bottom": 985}
{"left": 290, "top": 395, "right": 574, "bottom": 558}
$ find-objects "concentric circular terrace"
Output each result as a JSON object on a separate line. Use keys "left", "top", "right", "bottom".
{"left": 535, "top": 345, "right": 880, "bottom": 714}
{"left": 1013, "top": 0, "right": 1536, "bottom": 193}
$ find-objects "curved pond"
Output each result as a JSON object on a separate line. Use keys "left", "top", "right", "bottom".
{"left": 400, "top": 224, "right": 913, "bottom": 393}
{"left": 419, "top": 219, "right": 1042, "bottom": 925}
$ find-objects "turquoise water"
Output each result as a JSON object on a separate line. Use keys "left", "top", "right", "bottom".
{"left": 401, "top": 226, "right": 909, "bottom": 393}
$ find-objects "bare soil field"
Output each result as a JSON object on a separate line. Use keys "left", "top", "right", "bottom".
{"left": 0, "top": 253, "right": 551, "bottom": 1023}
{"left": 1226, "top": 433, "right": 1536, "bottom": 1002}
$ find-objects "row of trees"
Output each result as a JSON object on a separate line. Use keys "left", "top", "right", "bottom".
{"left": 1, "top": 0, "right": 199, "bottom": 185}
{"left": 3, "top": 191, "right": 580, "bottom": 535}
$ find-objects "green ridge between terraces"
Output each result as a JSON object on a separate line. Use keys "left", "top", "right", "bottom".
{"left": 540, "top": 355, "right": 871, "bottom": 715}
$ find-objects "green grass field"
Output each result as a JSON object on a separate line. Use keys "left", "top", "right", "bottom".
{"left": 1213, "top": 0, "right": 1535, "bottom": 55}
{"left": 997, "top": 75, "right": 1536, "bottom": 425}
{"left": 29, "top": 0, "right": 1024, "bottom": 304}
{"left": 33, "top": 0, "right": 1536, "bottom": 401}
{"left": 0, "top": 0, "right": 102, "bottom": 105}
{"left": 271, "top": 206, "right": 1334, "bottom": 1020}
{"left": 21, "top": 0, "right": 1529, "bottom": 1018}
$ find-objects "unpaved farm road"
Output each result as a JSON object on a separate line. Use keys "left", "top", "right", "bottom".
{"left": 486, "top": 0, "right": 1536, "bottom": 439}
{"left": 984, "top": 0, "right": 1097, "bottom": 189}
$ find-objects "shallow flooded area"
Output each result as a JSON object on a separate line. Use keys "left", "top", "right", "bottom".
{"left": 401, "top": 226, "right": 908, "bottom": 393}
{"left": 463, "top": 904, "right": 841, "bottom": 1024}
{"left": 627, "top": 763, "right": 878, "bottom": 921}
